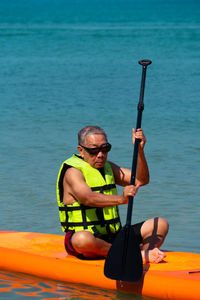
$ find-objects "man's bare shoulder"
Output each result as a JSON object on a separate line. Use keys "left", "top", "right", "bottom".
{"left": 108, "top": 161, "right": 124, "bottom": 175}
{"left": 64, "top": 167, "right": 84, "bottom": 183}
{"left": 108, "top": 161, "right": 131, "bottom": 186}
{"left": 108, "top": 161, "right": 120, "bottom": 169}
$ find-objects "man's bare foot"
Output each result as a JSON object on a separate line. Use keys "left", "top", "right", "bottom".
{"left": 142, "top": 248, "right": 166, "bottom": 264}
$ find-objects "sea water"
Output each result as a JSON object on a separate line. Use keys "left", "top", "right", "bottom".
{"left": 0, "top": 0, "right": 200, "bottom": 299}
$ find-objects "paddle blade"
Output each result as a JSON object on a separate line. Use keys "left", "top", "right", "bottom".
{"left": 104, "top": 225, "right": 143, "bottom": 282}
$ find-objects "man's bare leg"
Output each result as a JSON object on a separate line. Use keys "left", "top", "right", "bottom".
{"left": 140, "top": 217, "right": 169, "bottom": 263}
{"left": 71, "top": 217, "right": 169, "bottom": 263}
{"left": 71, "top": 231, "right": 111, "bottom": 258}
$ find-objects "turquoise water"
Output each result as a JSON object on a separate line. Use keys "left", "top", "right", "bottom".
{"left": 0, "top": 0, "right": 200, "bottom": 298}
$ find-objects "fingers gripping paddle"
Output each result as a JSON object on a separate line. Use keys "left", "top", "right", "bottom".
{"left": 104, "top": 59, "right": 152, "bottom": 282}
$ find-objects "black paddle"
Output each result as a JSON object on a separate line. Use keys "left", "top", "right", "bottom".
{"left": 104, "top": 59, "right": 152, "bottom": 282}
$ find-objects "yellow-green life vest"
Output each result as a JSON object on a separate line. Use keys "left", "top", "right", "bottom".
{"left": 56, "top": 154, "right": 121, "bottom": 236}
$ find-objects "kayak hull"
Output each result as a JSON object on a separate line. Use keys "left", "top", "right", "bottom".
{"left": 0, "top": 231, "right": 199, "bottom": 300}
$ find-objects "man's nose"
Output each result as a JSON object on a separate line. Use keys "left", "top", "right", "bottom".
{"left": 97, "top": 151, "right": 104, "bottom": 157}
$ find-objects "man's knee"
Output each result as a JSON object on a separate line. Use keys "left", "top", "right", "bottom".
{"left": 141, "top": 217, "right": 169, "bottom": 239}
{"left": 140, "top": 217, "right": 169, "bottom": 249}
{"left": 158, "top": 217, "right": 169, "bottom": 236}
{"left": 71, "top": 231, "right": 94, "bottom": 251}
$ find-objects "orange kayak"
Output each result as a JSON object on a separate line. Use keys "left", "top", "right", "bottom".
{"left": 0, "top": 231, "right": 199, "bottom": 300}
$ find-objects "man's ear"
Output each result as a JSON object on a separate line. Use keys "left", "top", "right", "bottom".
{"left": 77, "top": 145, "right": 84, "bottom": 158}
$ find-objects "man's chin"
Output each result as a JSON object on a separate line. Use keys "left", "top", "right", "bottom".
{"left": 94, "top": 162, "right": 105, "bottom": 168}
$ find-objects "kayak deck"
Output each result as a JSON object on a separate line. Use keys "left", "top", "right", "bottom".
{"left": 0, "top": 231, "right": 200, "bottom": 300}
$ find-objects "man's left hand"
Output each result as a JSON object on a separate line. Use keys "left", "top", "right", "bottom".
{"left": 132, "top": 128, "right": 146, "bottom": 150}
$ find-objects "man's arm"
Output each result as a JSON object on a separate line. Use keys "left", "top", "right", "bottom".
{"left": 62, "top": 167, "right": 139, "bottom": 207}
{"left": 110, "top": 128, "right": 149, "bottom": 187}
{"left": 132, "top": 128, "right": 149, "bottom": 186}
{"left": 135, "top": 146, "right": 149, "bottom": 186}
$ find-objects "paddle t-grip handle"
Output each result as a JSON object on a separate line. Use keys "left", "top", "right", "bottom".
{"left": 126, "top": 59, "right": 152, "bottom": 225}
{"left": 139, "top": 59, "right": 152, "bottom": 67}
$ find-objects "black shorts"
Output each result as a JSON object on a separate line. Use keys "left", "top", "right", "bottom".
{"left": 65, "top": 221, "right": 144, "bottom": 258}
{"left": 98, "top": 221, "right": 144, "bottom": 244}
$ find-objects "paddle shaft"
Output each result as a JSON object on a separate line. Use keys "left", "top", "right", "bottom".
{"left": 104, "top": 59, "right": 152, "bottom": 282}
{"left": 126, "top": 60, "right": 151, "bottom": 226}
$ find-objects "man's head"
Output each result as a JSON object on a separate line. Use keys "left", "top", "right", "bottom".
{"left": 77, "top": 126, "right": 111, "bottom": 169}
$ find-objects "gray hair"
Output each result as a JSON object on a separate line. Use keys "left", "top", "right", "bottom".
{"left": 78, "top": 126, "right": 107, "bottom": 145}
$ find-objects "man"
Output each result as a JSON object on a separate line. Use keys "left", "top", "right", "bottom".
{"left": 57, "top": 126, "right": 168, "bottom": 263}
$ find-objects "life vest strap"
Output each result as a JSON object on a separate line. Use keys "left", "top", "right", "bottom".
{"left": 96, "top": 207, "right": 105, "bottom": 227}
{"left": 91, "top": 184, "right": 116, "bottom": 192}
{"left": 59, "top": 205, "right": 95, "bottom": 212}
{"left": 61, "top": 216, "right": 120, "bottom": 228}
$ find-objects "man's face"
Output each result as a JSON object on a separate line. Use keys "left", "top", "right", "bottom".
{"left": 78, "top": 134, "right": 109, "bottom": 168}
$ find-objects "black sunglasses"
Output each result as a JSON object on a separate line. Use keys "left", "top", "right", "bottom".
{"left": 80, "top": 143, "right": 112, "bottom": 155}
